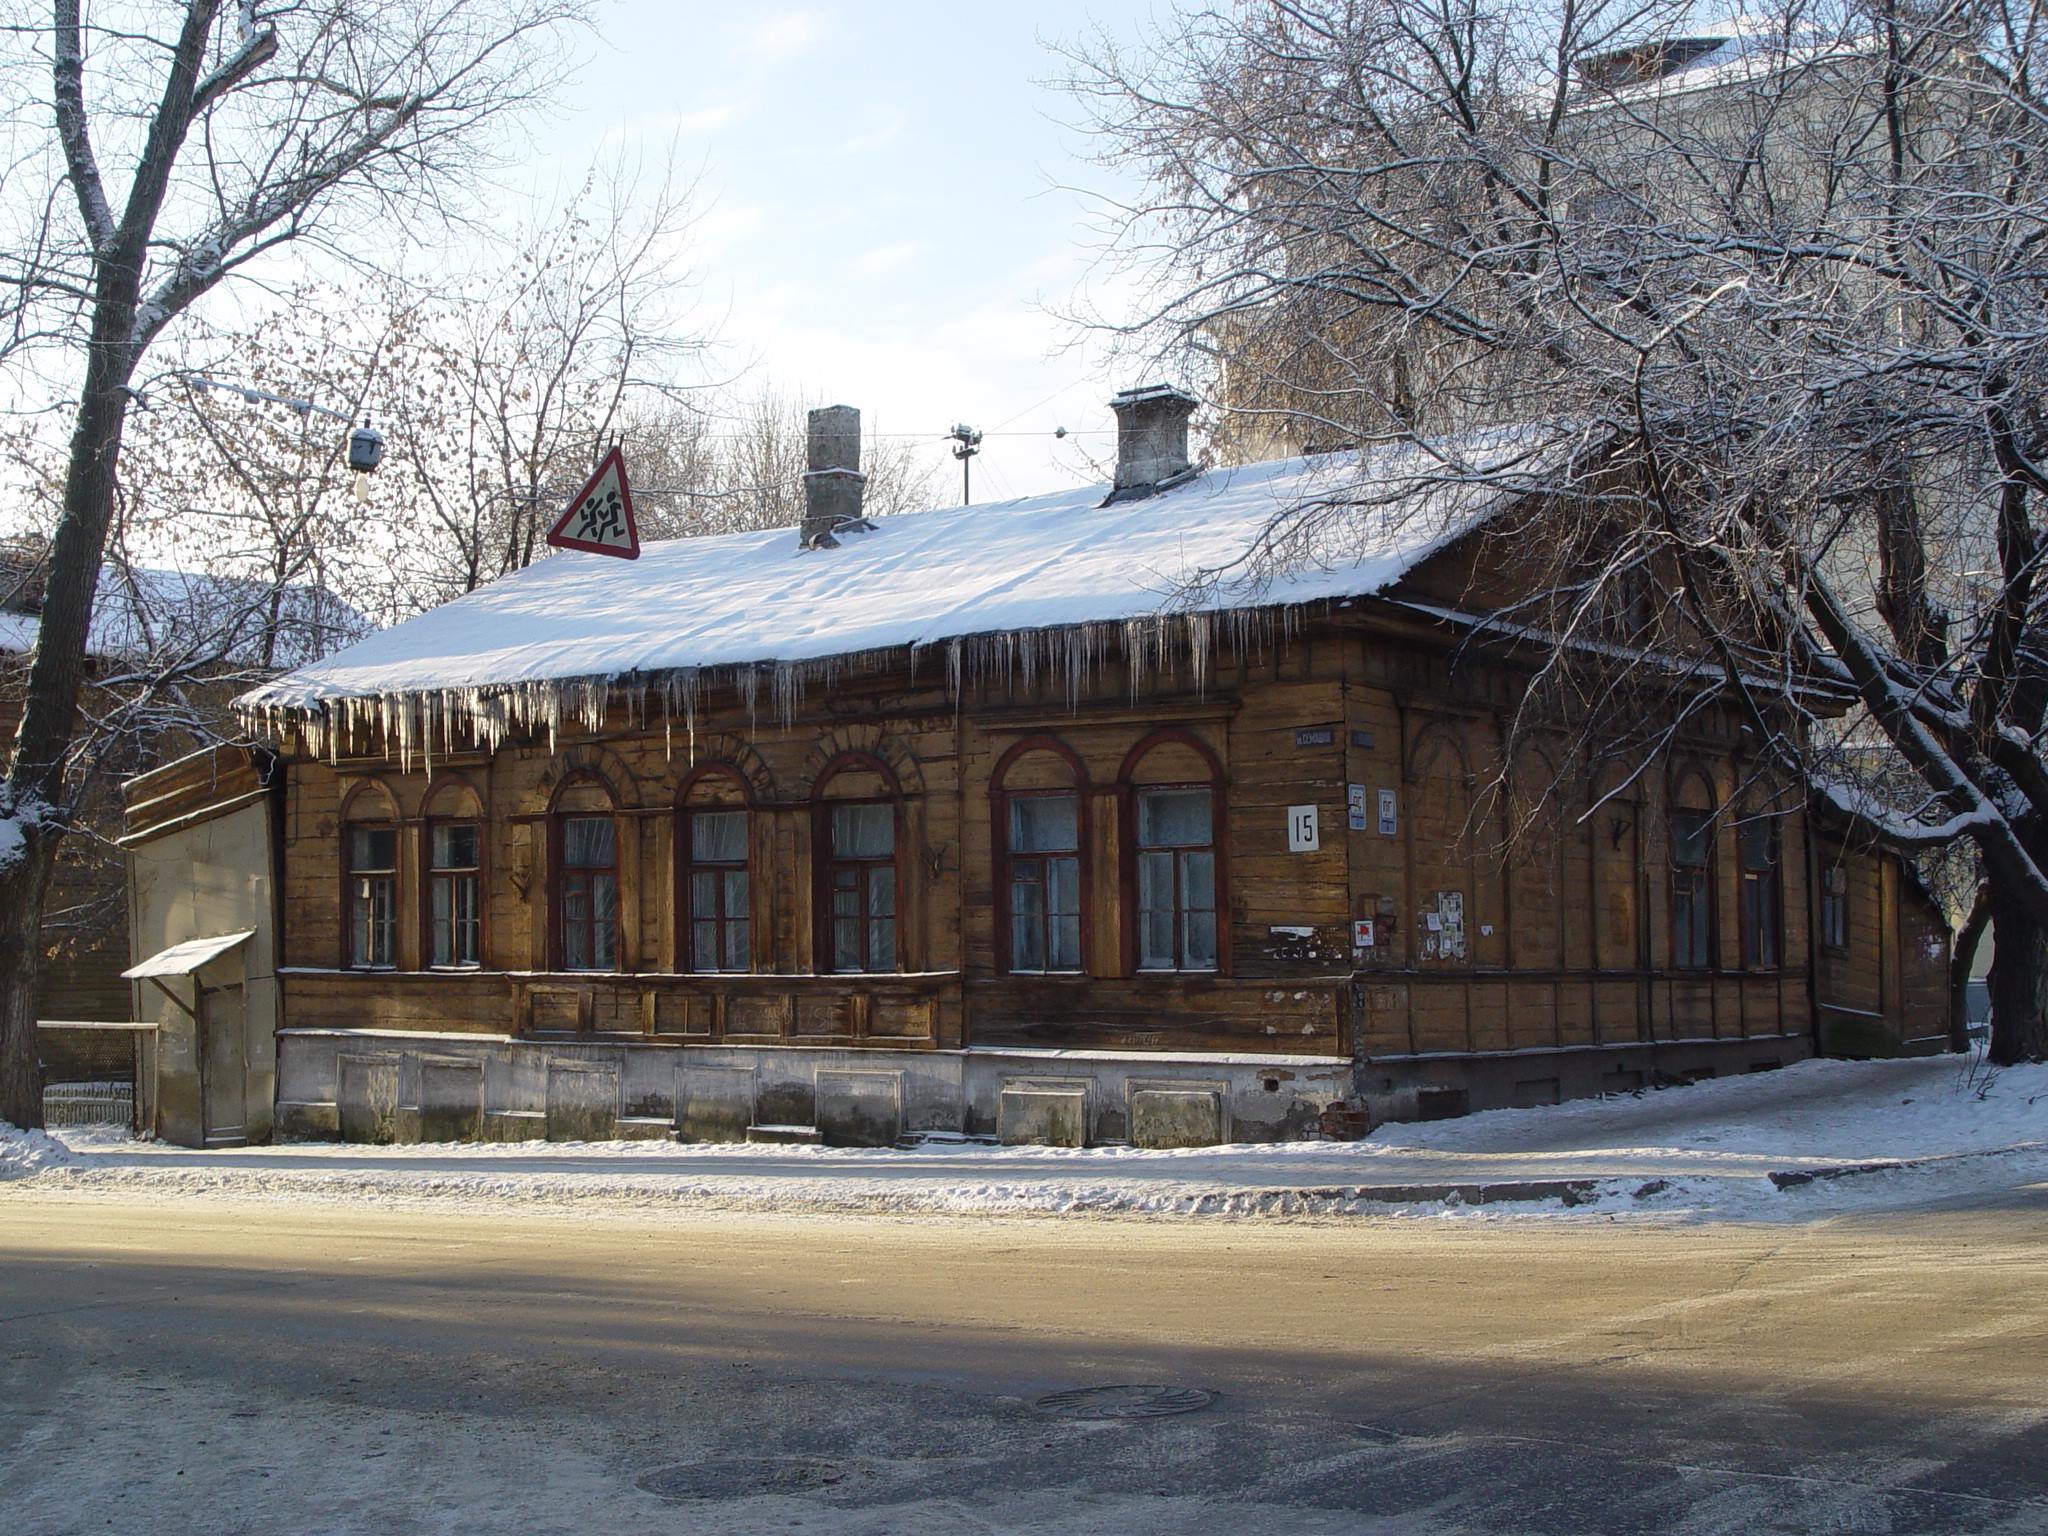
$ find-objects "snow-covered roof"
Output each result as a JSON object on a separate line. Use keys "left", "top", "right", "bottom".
{"left": 0, "top": 562, "right": 363, "bottom": 671}
{"left": 1574, "top": 21, "right": 1882, "bottom": 108}
{"left": 238, "top": 427, "right": 1572, "bottom": 753}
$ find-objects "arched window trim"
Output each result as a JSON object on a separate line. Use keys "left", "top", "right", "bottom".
{"left": 339, "top": 779, "right": 402, "bottom": 971}
{"left": 991, "top": 736, "right": 1092, "bottom": 976}
{"left": 1117, "top": 728, "right": 1228, "bottom": 976}
{"left": 676, "top": 763, "right": 755, "bottom": 975}
{"left": 548, "top": 768, "right": 623, "bottom": 974}
{"left": 420, "top": 774, "right": 487, "bottom": 972}
{"left": 1667, "top": 763, "right": 1720, "bottom": 973}
{"left": 812, "top": 750, "right": 905, "bottom": 975}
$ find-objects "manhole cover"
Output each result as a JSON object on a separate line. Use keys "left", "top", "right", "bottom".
{"left": 635, "top": 1457, "right": 852, "bottom": 1501}
{"left": 1034, "top": 1384, "right": 1215, "bottom": 1420}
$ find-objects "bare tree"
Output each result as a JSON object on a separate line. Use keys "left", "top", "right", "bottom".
{"left": 1069, "top": 0, "right": 2048, "bottom": 1061}
{"left": 0, "top": 0, "right": 588, "bottom": 1127}
{"left": 377, "top": 153, "right": 712, "bottom": 609}
{"left": 621, "top": 380, "right": 937, "bottom": 540}
{"left": 117, "top": 294, "right": 395, "bottom": 652}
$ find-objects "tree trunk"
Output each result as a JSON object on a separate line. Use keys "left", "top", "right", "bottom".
{"left": 0, "top": 832, "right": 61, "bottom": 1127}
{"left": 1987, "top": 879, "right": 2048, "bottom": 1065}
{"left": 0, "top": 289, "right": 138, "bottom": 1127}
{"left": 1949, "top": 880, "right": 1991, "bottom": 1054}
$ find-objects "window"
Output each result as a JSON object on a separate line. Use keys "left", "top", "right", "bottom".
{"left": 1820, "top": 864, "right": 1849, "bottom": 953}
{"left": 428, "top": 821, "right": 482, "bottom": 968}
{"left": 348, "top": 824, "right": 399, "bottom": 969}
{"left": 826, "top": 801, "right": 896, "bottom": 973}
{"left": 1135, "top": 786, "right": 1218, "bottom": 971}
{"left": 1739, "top": 816, "right": 1781, "bottom": 969}
{"left": 559, "top": 814, "right": 618, "bottom": 971}
{"left": 1008, "top": 793, "right": 1082, "bottom": 973}
{"left": 684, "top": 808, "right": 750, "bottom": 972}
{"left": 1670, "top": 808, "right": 1714, "bottom": 970}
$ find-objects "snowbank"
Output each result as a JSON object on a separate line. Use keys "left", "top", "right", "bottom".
{"left": 4, "top": 1056, "right": 2044, "bottom": 1223}
{"left": 0, "top": 1121, "right": 76, "bottom": 1180}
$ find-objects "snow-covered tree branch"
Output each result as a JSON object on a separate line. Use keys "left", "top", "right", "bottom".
{"left": 0, "top": 0, "right": 590, "bottom": 1128}
{"left": 1068, "top": 0, "right": 2048, "bottom": 1061}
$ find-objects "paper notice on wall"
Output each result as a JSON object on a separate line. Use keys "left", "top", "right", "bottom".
{"left": 1424, "top": 890, "right": 1468, "bottom": 961}
{"left": 1348, "top": 783, "right": 1368, "bottom": 832}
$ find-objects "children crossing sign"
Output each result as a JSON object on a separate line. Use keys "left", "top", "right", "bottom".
{"left": 545, "top": 445, "right": 640, "bottom": 559}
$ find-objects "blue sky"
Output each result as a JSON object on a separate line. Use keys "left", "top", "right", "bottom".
{"left": 527, "top": 2, "right": 1158, "bottom": 502}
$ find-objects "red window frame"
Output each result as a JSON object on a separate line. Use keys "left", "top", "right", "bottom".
{"left": 677, "top": 765, "right": 752, "bottom": 974}
{"left": 346, "top": 820, "right": 400, "bottom": 970}
{"left": 812, "top": 752, "right": 903, "bottom": 975}
{"left": 549, "top": 772, "right": 621, "bottom": 973}
{"left": 1116, "top": 729, "right": 1229, "bottom": 976}
{"left": 421, "top": 777, "right": 486, "bottom": 971}
{"left": 991, "top": 737, "right": 1090, "bottom": 976}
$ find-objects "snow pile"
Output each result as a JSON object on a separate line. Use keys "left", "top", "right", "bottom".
{"left": 1371, "top": 1053, "right": 2047, "bottom": 1164}
{"left": 0, "top": 1120, "right": 76, "bottom": 1180}
{"left": 235, "top": 425, "right": 1582, "bottom": 760}
{"left": 5, "top": 1056, "right": 2043, "bottom": 1222}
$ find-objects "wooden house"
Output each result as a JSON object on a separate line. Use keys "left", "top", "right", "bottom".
{"left": 129, "top": 389, "right": 1952, "bottom": 1147}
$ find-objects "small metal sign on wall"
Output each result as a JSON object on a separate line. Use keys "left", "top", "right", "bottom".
{"left": 1287, "top": 804, "right": 1320, "bottom": 852}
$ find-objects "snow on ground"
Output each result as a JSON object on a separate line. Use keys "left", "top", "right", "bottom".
{"left": 0, "top": 1122, "right": 74, "bottom": 1179}
{"left": 4, "top": 1054, "right": 2044, "bottom": 1223}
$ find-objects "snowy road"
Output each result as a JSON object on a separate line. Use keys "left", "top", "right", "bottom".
{"left": 3, "top": 1189, "right": 2047, "bottom": 1533}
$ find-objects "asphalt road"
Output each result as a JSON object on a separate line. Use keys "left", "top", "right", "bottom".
{"left": 3, "top": 1187, "right": 2047, "bottom": 1534}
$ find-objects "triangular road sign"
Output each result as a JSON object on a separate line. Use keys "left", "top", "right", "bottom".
{"left": 546, "top": 445, "right": 640, "bottom": 559}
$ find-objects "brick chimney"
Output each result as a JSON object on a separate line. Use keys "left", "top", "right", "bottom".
{"left": 1103, "top": 384, "right": 1198, "bottom": 505}
{"left": 800, "top": 404, "right": 868, "bottom": 549}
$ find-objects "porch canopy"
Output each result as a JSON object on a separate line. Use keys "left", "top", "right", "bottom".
{"left": 123, "top": 931, "right": 255, "bottom": 980}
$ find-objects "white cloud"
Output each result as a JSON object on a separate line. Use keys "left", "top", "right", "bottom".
{"left": 598, "top": 101, "right": 747, "bottom": 148}
{"left": 832, "top": 108, "right": 908, "bottom": 157}
{"left": 738, "top": 10, "right": 827, "bottom": 60}
{"left": 849, "top": 241, "right": 921, "bottom": 279}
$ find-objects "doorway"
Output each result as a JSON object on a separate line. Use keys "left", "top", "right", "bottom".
{"left": 199, "top": 984, "right": 247, "bottom": 1144}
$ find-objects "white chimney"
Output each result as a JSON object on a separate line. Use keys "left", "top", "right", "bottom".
{"left": 800, "top": 404, "right": 868, "bottom": 549}
{"left": 1103, "top": 384, "right": 1198, "bottom": 505}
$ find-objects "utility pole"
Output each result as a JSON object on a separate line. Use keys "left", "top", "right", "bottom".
{"left": 947, "top": 424, "right": 983, "bottom": 505}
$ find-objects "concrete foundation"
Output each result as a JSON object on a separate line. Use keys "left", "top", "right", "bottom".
{"left": 1129, "top": 1087, "right": 1226, "bottom": 1149}
{"left": 276, "top": 1029, "right": 1808, "bottom": 1149}
{"left": 997, "top": 1087, "right": 1087, "bottom": 1147}
{"left": 277, "top": 1031, "right": 1349, "bottom": 1148}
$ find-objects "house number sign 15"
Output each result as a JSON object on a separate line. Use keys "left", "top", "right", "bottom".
{"left": 1288, "top": 804, "right": 1320, "bottom": 852}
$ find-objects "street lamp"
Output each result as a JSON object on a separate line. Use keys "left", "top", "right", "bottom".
{"left": 176, "top": 373, "right": 387, "bottom": 502}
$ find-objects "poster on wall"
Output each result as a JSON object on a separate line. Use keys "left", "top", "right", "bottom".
{"left": 1377, "top": 788, "right": 1398, "bottom": 836}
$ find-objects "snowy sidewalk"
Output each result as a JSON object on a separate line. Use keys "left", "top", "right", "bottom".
{"left": 4, "top": 1055, "right": 2044, "bottom": 1222}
